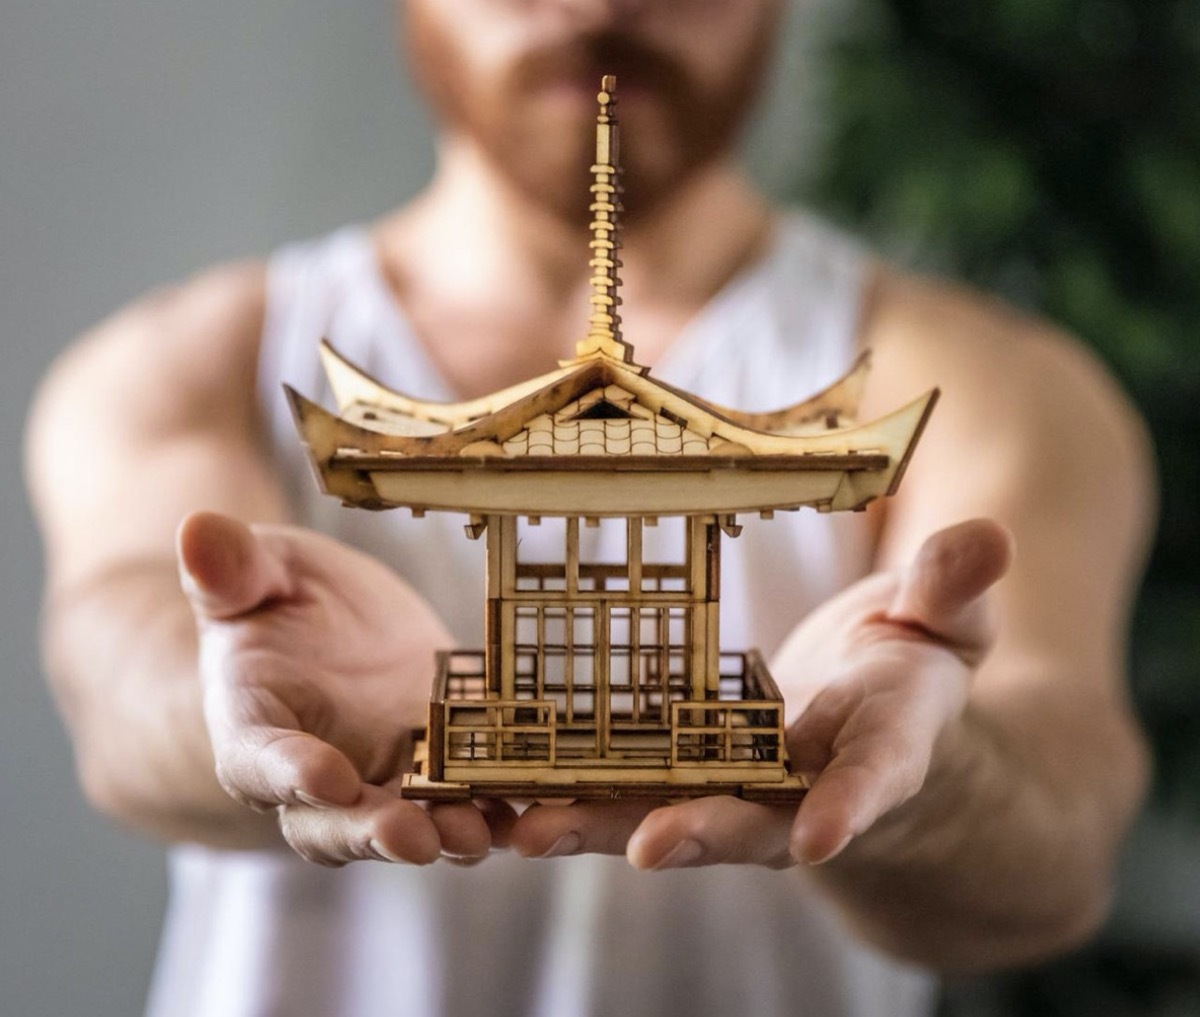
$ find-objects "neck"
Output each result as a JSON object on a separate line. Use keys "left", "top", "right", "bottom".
{"left": 373, "top": 133, "right": 774, "bottom": 394}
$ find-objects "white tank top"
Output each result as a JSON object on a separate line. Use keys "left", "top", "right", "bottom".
{"left": 146, "top": 213, "right": 936, "bottom": 1017}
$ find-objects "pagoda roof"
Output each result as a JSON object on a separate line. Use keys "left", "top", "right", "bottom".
{"left": 286, "top": 341, "right": 938, "bottom": 518}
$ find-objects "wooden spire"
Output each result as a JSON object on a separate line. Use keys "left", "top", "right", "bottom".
{"left": 565, "top": 75, "right": 639, "bottom": 368}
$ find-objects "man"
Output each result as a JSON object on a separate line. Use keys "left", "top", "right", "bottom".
{"left": 26, "top": 1, "right": 1154, "bottom": 1014}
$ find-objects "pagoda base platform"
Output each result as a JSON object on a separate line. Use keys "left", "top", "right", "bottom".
{"left": 400, "top": 771, "right": 809, "bottom": 803}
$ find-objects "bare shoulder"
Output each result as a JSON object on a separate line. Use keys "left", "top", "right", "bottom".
{"left": 860, "top": 263, "right": 1155, "bottom": 575}
{"left": 29, "top": 260, "right": 268, "bottom": 440}
{"left": 26, "top": 261, "right": 283, "bottom": 589}
{"left": 863, "top": 264, "right": 1146, "bottom": 448}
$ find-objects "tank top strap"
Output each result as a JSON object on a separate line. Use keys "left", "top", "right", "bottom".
{"left": 258, "top": 227, "right": 369, "bottom": 455}
{"left": 768, "top": 209, "right": 872, "bottom": 381}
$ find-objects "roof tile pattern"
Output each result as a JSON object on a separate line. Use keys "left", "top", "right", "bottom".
{"left": 502, "top": 384, "right": 716, "bottom": 457}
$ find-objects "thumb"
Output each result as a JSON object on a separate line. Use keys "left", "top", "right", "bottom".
{"left": 887, "top": 518, "right": 1014, "bottom": 667}
{"left": 176, "top": 511, "right": 291, "bottom": 620}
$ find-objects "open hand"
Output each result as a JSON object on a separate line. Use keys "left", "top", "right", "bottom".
{"left": 507, "top": 519, "right": 1013, "bottom": 870}
{"left": 178, "top": 511, "right": 511, "bottom": 866}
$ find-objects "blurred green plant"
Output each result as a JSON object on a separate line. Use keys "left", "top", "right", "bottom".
{"left": 799, "top": 0, "right": 1200, "bottom": 812}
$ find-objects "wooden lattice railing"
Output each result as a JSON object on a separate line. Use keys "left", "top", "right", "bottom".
{"left": 424, "top": 649, "right": 785, "bottom": 778}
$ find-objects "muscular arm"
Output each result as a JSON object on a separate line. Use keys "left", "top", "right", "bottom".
{"left": 801, "top": 267, "right": 1155, "bottom": 968}
{"left": 26, "top": 264, "right": 287, "bottom": 847}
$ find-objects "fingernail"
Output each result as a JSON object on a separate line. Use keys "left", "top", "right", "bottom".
{"left": 441, "top": 852, "right": 488, "bottom": 867}
{"left": 369, "top": 839, "right": 408, "bottom": 864}
{"left": 178, "top": 567, "right": 202, "bottom": 598}
{"left": 797, "top": 832, "right": 853, "bottom": 866}
{"left": 295, "top": 790, "right": 338, "bottom": 809}
{"left": 651, "top": 838, "right": 704, "bottom": 870}
{"left": 539, "top": 831, "right": 581, "bottom": 858}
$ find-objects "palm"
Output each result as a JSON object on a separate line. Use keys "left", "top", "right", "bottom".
{"left": 180, "top": 512, "right": 492, "bottom": 866}
{"left": 214, "top": 527, "right": 447, "bottom": 783}
{"left": 773, "top": 571, "right": 978, "bottom": 786}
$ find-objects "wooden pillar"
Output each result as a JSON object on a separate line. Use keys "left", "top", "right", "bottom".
{"left": 489, "top": 515, "right": 517, "bottom": 699}
{"left": 687, "top": 517, "right": 722, "bottom": 699}
{"left": 706, "top": 519, "right": 722, "bottom": 698}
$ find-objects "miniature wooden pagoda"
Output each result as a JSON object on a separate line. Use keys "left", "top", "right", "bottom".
{"left": 287, "top": 76, "right": 938, "bottom": 802}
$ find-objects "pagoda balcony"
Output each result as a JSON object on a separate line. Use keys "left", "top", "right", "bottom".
{"left": 412, "top": 649, "right": 798, "bottom": 798}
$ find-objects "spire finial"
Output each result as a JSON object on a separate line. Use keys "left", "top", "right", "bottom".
{"left": 565, "top": 74, "right": 639, "bottom": 368}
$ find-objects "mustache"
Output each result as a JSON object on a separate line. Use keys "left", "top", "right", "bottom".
{"left": 510, "top": 32, "right": 692, "bottom": 103}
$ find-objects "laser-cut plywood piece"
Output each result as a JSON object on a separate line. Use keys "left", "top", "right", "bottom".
{"left": 287, "top": 76, "right": 939, "bottom": 802}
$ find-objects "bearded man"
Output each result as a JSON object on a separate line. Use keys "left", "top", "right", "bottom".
{"left": 27, "top": 2, "right": 1153, "bottom": 1015}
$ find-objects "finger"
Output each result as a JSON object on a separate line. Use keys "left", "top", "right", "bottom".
{"left": 787, "top": 652, "right": 965, "bottom": 865}
{"left": 475, "top": 798, "right": 519, "bottom": 850}
{"left": 784, "top": 677, "right": 862, "bottom": 778}
{"left": 788, "top": 716, "right": 937, "bottom": 866}
{"left": 510, "top": 800, "right": 663, "bottom": 858}
{"left": 209, "top": 721, "right": 363, "bottom": 811}
{"left": 626, "top": 797, "right": 796, "bottom": 870}
{"left": 176, "top": 511, "right": 291, "bottom": 621}
{"left": 428, "top": 802, "right": 492, "bottom": 860}
{"left": 278, "top": 785, "right": 441, "bottom": 867}
{"left": 887, "top": 519, "right": 1014, "bottom": 666}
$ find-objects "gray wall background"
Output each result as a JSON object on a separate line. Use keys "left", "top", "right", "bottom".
{"left": 0, "top": 4, "right": 827, "bottom": 1015}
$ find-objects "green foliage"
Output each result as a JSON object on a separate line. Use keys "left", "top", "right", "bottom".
{"left": 800, "top": 0, "right": 1200, "bottom": 810}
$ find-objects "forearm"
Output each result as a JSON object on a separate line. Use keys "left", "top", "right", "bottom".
{"left": 43, "top": 560, "right": 278, "bottom": 849}
{"left": 809, "top": 691, "right": 1149, "bottom": 972}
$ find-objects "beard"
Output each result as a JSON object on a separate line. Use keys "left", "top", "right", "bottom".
{"left": 405, "top": 16, "right": 777, "bottom": 226}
